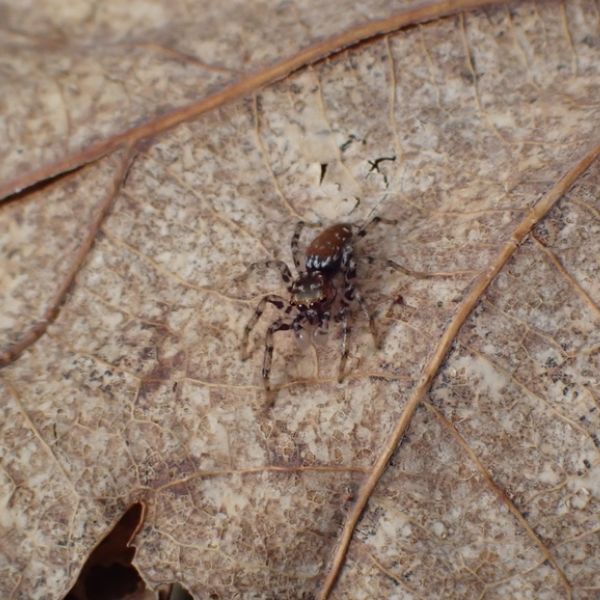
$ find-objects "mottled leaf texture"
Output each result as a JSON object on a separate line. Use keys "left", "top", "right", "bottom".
{"left": 1, "top": 1, "right": 599, "bottom": 599}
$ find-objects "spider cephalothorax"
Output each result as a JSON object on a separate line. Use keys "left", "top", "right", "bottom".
{"left": 240, "top": 217, "right": 394, "bottom": 392}
{"left": 289, "top": 272, "right": 336, "bottom": 318}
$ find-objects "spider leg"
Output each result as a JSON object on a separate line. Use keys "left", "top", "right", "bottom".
{"left": 363, "top": 255, "right": 429, "bottom": 279}
{"left": 237, "top": 260, "right": 293, "bottom": 286}
{"left": 355, "top": 216, "right": 397, "bottom": 239}
{"left": 292, "top": 311, "right": 311, "bottom": 347}
{"left": 291, "top": 221, "right": 305, "bottom": 272}
{"left": 314, "top": 309, "right": 331, "bottom": 345}
{"left": 353, "top": 287, "right": 379, "bottom": 348}
{"left": 336, "top": 305, "right": 351, "bottom": 383}
{"left": 241, "top": 294, "right": 290, "bottom": 360}
{"left": 340, "top": 245, "right": 378, "bottom": 348}
{"left": 263, "top": 313, "right": 305, "bottom": 391}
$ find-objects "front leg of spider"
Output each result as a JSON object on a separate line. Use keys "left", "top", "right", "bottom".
{"left": 241, "top": 294, "right": 290, "bottom": 360}
{"left": 313, "top": 309, "right": 331, "bottom": 346}
{"left": 355, "top": 215, "right": 398, "bottom": 239}
{"left": 237, "top": 260, "right": 293, "bottom": 285}
{"left": 340, "top": 243, "right": 379, "bottom": 351}
{"left": 336, "top": 305, "right": 351, "bottom": 383}
{"left": 291, "top": 220, "right": 306, "bottom": 272}
{"left": 262, "top": 314, "right": 305, "bottom": 392}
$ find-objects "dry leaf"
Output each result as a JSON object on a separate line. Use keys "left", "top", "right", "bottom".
{"left": 1, "top": 1, "right": 600, "bottom": 599}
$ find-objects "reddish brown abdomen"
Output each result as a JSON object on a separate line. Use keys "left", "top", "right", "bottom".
{"left": 305, "top": 223, "right": 352, "bottom": 271}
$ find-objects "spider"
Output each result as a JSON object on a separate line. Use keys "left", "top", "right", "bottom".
{"left": 240, "top": 217, "right": 396, "bottom": 392}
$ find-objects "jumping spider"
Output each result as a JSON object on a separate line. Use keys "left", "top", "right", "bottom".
{"left": 240, "top": 217, "right": 396, "bottom": 392}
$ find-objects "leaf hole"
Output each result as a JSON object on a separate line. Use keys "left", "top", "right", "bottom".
{"left": 64, "top": 502, "right": 145, "bottom": 600}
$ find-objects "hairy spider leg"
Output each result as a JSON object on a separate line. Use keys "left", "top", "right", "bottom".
{"left": 291, "top": 221, "right": 305, "bottom": 272}
{"left": 238, "top": 260, "right": 294, "bottom": 286}
{"left": 241, "top": 294, "right": 291, "bottom": 360}
{"left": 340, "top": 245, "right": 379, "bottom": 348}
{"left": 313, "top": 309, "right": 332, "bottom": 345}
{"left": 333, "top": 245, "right": 372, "bottom": 383}
{"left": 363, "top": 255, "right": 430, "bottom": 279}
{"left": 353, "top": 288, "right": 379, "bottom": 348}
{"left": 355, "top": 215, "right": 398, "bottom": 274}
{"left": 355, "top": 215, "right": 398, "bottom": 239}
{"left": 262, "top": 313, "right": 305, "bottom": 390}
{"left": 336, "top": 305, "right": 351, "bottom": 383}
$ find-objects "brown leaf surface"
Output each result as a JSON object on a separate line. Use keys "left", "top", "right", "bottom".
{"left": 1, "top": 1, "right": 600, "bottom": 599}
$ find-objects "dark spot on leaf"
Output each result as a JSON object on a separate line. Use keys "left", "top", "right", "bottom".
{"left": 340, "top": 134, "right": 359, "bottom": 152}
{"left": 319, "top": 162, "right": 328, "bottom": 184}
{"left": 367, "top": 156, "right": 396, "bottom": 173}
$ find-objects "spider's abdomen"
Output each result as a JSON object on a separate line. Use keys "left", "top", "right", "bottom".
{"left": 305, "top": 223, "right": 352, "bottom": 271}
